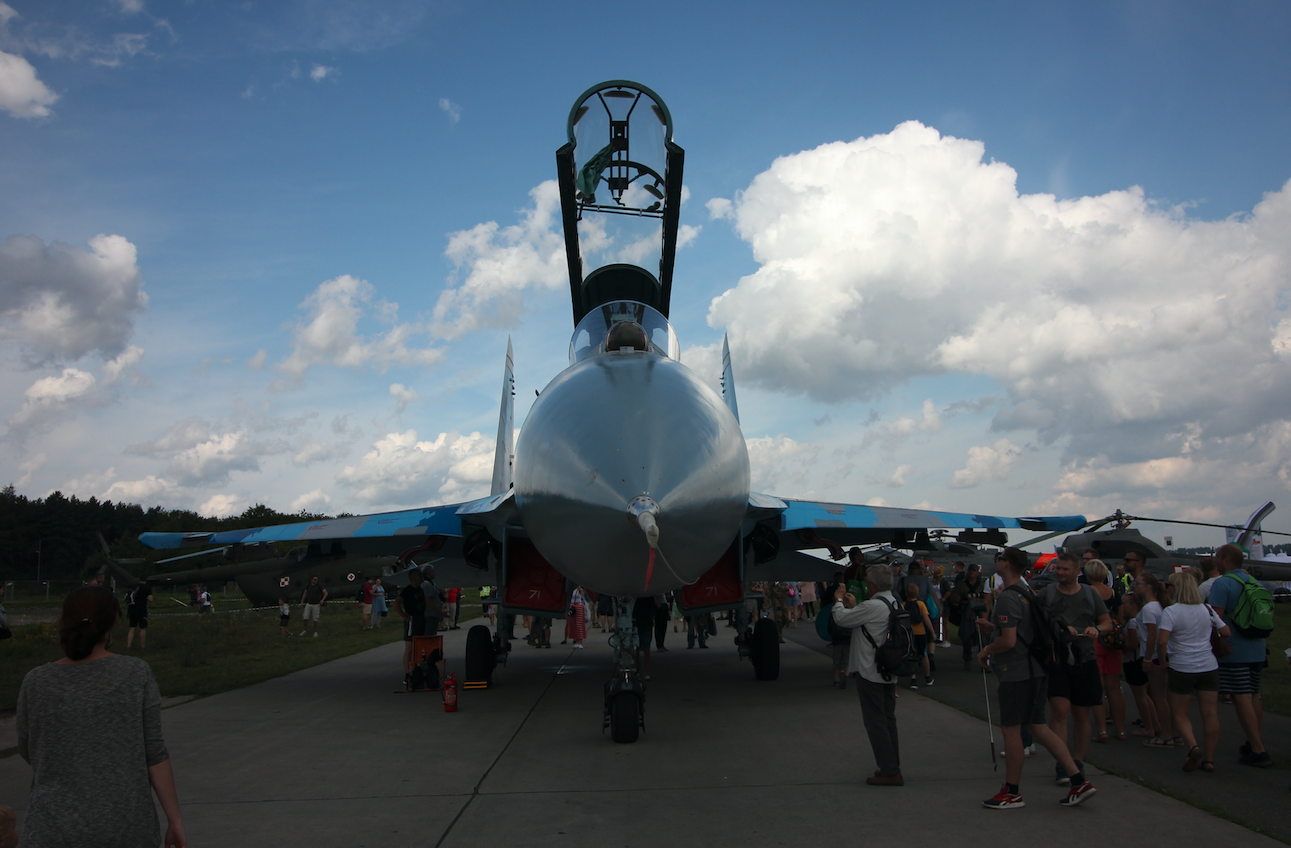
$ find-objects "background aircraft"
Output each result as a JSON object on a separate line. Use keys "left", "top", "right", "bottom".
{"left": 141, "top": 80, "right": 1095, "bottom": 743}
{"left": 100, "top": 533, "right": 424, "bottom": 608}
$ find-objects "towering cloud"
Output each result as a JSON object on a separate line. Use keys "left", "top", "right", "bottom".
{"left": 707, "top": 121, "right": 1291, "bottom": 513}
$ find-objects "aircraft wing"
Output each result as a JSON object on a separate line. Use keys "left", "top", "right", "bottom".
{"left": 742, "top": 493, "right": 1086, "bottom": 582}
{"left": 138, "top": 500, "right": 483, "bottom": 551}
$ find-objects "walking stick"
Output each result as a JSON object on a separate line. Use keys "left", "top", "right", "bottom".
{"left": 980, "top": 635, "right": 997, "bottom": 771}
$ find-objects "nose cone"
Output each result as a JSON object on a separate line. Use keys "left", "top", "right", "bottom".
{"left": 514, "top": 353, "right": 750, "bottom": 597}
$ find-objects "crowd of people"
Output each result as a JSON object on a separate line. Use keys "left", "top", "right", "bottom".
{"left": 818, "top": 542, "right": 1276, "bottom": 808}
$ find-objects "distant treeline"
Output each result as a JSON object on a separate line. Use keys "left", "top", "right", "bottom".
{"left": 0, "top": 486, "right": 332, "bottom": 582}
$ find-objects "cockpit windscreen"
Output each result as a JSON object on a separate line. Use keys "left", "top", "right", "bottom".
{"left": 568, "top": 300, "right": 680, "bottom": 365}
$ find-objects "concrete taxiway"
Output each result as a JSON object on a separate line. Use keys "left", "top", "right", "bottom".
{"left": 1, "top": 622, "right": 1285, "bottom": 847}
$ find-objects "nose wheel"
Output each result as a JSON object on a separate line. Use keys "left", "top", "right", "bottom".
{"left": 602, "top": 598, "right": 645, "bottom": 743}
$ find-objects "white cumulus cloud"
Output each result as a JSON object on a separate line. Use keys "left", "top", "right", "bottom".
{"left": 310, "top": 63, "right": 336, "bottom": 82}
{"left": 336, "top": 429, "right": 493, "bottom": 506}
{"left": 0, "top": 234, "right": 147, "bottom": 361}
{"left": 0, "top": 48, "right": 57, "bottom": 118}
{"left": 290, "top": 489, "right": 331, "bottom": 513}
{"left": 432, "top": 181, "right": 568, "bottom": 339}
{"left": 950, "top": 438, "right": 1024, "bottom": 489}
{"left": 101, "top": 344, "right": 144, "bottom": 384}
{"left": 8, "top": 367, "right": 96, "bottom": 428}
{"left": 389, "top": 382, "right": 417, "bottom": 413}
{"left": 101, "top": 475, "right": 172, "bottom": 504}
{"left": 200, "top": 493, "right": 245, "bottom": 517}
{"left": 277, "top": 274, "right": 442, "bottom": 385}
{"left": 746, "top": 434, "right": 821, "bottom": 496}
{"left": 709, "top": 121, "right": 1291, "bottom": 515}
{"left": 127, "top": 417, "right": 288, "bottom": 486}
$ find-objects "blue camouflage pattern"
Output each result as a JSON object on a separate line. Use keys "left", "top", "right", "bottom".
{"left": 138, "top": 498, "right": 491, "bottom": 549}
{"left": 777, "top": 499, "right": 1085, "bottom": 534}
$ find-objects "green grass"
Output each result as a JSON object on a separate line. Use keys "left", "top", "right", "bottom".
{"left": 1263, "top": 604, "right": 1291, "bottom": 716}
{"left": 1, "top": 601, "right": 482, "bottom": 718}
{"left": 1092, "top": 759, "right": 1291, "bottom": 846}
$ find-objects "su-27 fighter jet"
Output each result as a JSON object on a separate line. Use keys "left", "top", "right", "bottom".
{"left": 139, "top": 81, "right": 1089, "bottom": 743}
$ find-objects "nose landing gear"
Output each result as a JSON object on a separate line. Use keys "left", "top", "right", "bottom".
{"left": 603, "top": 598, "right": 645, "bottom": 743}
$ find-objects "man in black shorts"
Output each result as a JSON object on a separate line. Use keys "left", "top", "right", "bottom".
{"left": 1039, "top": 552, "right": 1111, "bottom": 785}
{"left": 125, "top": 578, "right": 152, "bottom": 648}
{"left": 978, "top": 547, "right": 1094, "bottom": 809}
{"left": 397, "top": 568, "right": 427, "bottom": 682}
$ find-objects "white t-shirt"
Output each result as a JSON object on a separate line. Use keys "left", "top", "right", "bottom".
{"left": 1158, "top": 603, "right": 1225, "bottom": 674}
{"left": 1198, "top": 576, "right": 1219, "bottom": 602}
{"left": 1137, "top": 601, "right": 1163, "bottom": 661}
{"left": 1124, "top": 617, "right": 1144, "bottom": 661}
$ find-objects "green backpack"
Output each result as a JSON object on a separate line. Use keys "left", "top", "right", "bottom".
{"left": 1222, "top": 572, "right": 1275, "bottom": 639}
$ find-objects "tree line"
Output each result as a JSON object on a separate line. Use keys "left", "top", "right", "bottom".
{"left": 0, "top": 486, "right": 330, "bottom": 582}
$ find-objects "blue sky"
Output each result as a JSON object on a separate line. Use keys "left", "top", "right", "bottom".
{"left": 1, "top": 1, "right": 1289, "bottom": 548}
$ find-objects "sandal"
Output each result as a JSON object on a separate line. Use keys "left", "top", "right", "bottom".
{"left": 1114, "top": 731, "right": 1128, "bottom": 741}
{"left": 1094, "top": 732, "right": 1109, "bottom": 744}
{"left": 1132, "top": 728, "right": 1155, "bottom": 738}
{"left": 1170, "top": 737, "right": 1186, "bottom": 747}
{"left": 1200, "top": 761, "right": 1215, "bottom": 773}
{"left": 1143, "top": 736, "right": 1174, "bottom": 748}
{"left": 1184, "top": 745, "right": 1202, "bottom": 772}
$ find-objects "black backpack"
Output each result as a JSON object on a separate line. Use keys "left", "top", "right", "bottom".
{"left": 860, "top": 597, "right": 916, "bottom": 681}
{"left": 826, "top": 605, "right": 852, "bottom": 643}
{"left": 1003, "top": 583, "right": 1057, "bottom": 676}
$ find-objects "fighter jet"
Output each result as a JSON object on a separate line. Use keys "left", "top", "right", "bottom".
{"left": 139, "top": 81, "right": 1088, "bottom": 743}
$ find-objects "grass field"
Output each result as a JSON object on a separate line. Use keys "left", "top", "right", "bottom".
{"left": 1264, "top": 604, "right": 1291, "bottom": 715}
{"left": 1, "top": 597, "right": 482, "bottom": 720}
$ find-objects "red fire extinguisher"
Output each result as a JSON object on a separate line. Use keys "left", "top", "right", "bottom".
{"left": 442, "top": 672, "right": 458, "bottom": 712}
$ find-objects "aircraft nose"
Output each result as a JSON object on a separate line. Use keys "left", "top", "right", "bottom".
{"left": 514, "top": 353, "right": 750, "bottom": 596}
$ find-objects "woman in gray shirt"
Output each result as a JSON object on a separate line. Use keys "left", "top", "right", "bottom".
{"left": 17, "top": 586, "right": 185, "bottom": 848}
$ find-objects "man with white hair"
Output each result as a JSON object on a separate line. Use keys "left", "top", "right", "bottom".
{"left": 829, "top": 565, "right": 902, "bottom": 786}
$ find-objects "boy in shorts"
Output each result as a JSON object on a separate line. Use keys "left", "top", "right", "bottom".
{"left": 978, "top": 547, "right": 1096, "bottom": 809}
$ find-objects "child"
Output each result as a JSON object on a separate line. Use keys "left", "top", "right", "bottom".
{"left": 278, "top": 597, "right": 291, "bottom": 636}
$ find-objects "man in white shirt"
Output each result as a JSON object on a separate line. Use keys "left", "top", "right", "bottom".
{"left": 828, "top": 566, "right": 902, "bottom": 786}
{"left": 1196, "top": 555, "right": 1221, "bottom": 602}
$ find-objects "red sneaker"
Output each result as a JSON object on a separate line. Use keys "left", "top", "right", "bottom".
{"left": 982, "top": 785, "right": 1025, "bottom": 809}
{"left": 1060, "top": 780, "right": 1097, "bottom": 807}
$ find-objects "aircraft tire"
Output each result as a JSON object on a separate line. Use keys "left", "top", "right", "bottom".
{"left": 751, "top": 619, "right": 780, "bottom": 681}
{"left": 465, "top": 624, "right": 495, "bottom": 685}
{"left": 609, "top": 692, "right": 640, "bottom": 744}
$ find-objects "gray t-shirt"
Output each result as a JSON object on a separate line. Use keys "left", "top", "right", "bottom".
{"left": 990, "top": 584, "right": 1044, "bottom": 682}
{"left": 1039, "top": 583, "right": 1108, "bottom": 665}
{"left": 17, "top": 655, "right": 169, "bottom": 848}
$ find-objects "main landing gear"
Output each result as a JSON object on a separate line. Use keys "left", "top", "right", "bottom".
{"left": 603, "top": 598, "right": 645, "bottom": 744}
{"left": 733, "top": 602, "right": 780, "bottom": 681}
{"left": 464, "top": 615, "right": 510, "bottom": 689}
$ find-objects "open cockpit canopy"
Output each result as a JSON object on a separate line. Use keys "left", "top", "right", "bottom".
{"left": 557, "top": 81, "right": 685, "bottom": 326}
